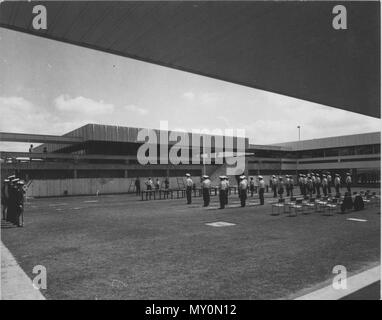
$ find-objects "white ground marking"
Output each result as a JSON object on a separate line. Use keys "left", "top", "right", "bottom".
{"left": 1, "top": 241, "right": 45, "bottom": 300}
{"left": 295, "top": 266, "right": 380, "bottom": 300}
{"left": 347, "top": 218, "right": 368, "bottom": 222}
{"left": 206, "top": 221, "right": 236, "bottom": 227}
{"left": 84, "top": 200, "right": 98, "bottom": 203}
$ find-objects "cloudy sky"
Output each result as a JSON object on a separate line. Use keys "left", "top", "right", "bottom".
{"left": 0, "top": 27, "right": 380, "bottom": 151}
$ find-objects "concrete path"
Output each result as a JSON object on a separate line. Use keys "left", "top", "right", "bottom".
{"left": 1, "top": 241, "right": 45, "bottom": 300}
{"left": 295, "top": 265, "right": 380, "bottom": 300}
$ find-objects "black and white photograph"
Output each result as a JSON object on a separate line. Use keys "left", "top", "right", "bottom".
{"left": 0, "top": 0, "right": 381, "bottom": 305}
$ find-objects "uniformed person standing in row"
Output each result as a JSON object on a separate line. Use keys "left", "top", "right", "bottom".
{"left": 239, "top": 175, "right": 248, "bottom": 207}
{"left": 327, "top": 172, "right": 332, "bottom": 194}
{"left": 201, "top": 175, "right": 211, "bottom": 207}
{"left": 185, "top": 173, "right": 193, "bottom": 204}
{"left": 218, "top": 176, "right": 228, "bottom": 209}
{"left": 15, "top": 180, "right": 25, "bottom": 227}
{"left": 258, "top": 176, "right": 265, "bottom": 205}
{"left": 6, "top": 178, "right": 25, "bottom": 227}
{"left": 285, "top": 175, "right": 290, "bottom": 197}
{"left": 249, "top": 177, "right": 255, "bottom": 197}
{"left": 224, "top": 176, "right": 229, "bottom": 205}
{"left": 322, "top": 174, "right": 328, "bottom": 196}
{"left": 301, "top": 174, "right": 307, "bottom": 196}
{"left": 311, "top": 173, "right": 316, "bottom": 195}
{"left": 346, "top": 173, "right": 352, "bottom": 193}
{"left": 288, "top": 175, "right": 294, "bottom": 197}
{"left": 277, "top": 176, "right": 284, "bottom": 199}
{"left": 1, "top": 179, "right": 10, "bottom": 220}
{"left": 272, "top": 175, "right": 277, "bottom": 198}
{"left": 315, "top": 173, "right": 321, "bottom": 197}
{"left": 334, "top": 173, "right": 341, "bottom": 195}
{"left": 307, "top": 175, "right": 313, "bottom": 197}
{"left": 6, "top": 177, "right": 17, "bottom": 224}
{"left": 298, "top": 174, "right": 303, "bottom": 195}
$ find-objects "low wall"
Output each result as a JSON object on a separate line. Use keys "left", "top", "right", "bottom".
{"left": 26, "top": 177, "right": 201, "bottom": 198}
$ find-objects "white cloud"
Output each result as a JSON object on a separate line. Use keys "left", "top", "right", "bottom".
{"left": 0, "top": 96, "right": 46, "bottom": 133}
{"left": 54, "top": 94, "right": 114, "bottom": 115}
{"left": 123, "top": 104, "right": 148, "bottom": 116}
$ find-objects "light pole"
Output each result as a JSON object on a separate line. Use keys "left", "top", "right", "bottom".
{"left": 297, "top": 126, "right": 301, "bottom": 141}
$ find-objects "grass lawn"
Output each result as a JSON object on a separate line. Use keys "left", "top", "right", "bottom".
{"left": 1, "top": 189, "right": 380, "bottom": 299}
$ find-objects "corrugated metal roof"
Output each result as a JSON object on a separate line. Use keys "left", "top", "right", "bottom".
{"left": 271, "top": 131, "right": 381, "bottom": 151}
{"left": 0, "top": 1, "right": 379, "bottom": 117}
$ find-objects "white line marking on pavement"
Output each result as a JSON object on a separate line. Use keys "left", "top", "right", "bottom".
{"left": 295, "top": 266, "right": 380, "bottom": 300}
{"left": 347, "top": 218, "right": 368, "bottom": 222}
{"left": 1, "top": 241, "right": 45, "bottom": 300}
{"left": 84, "top": 200, "right": 98, "bottom": 203}
{"left": 206, "top": 221, "right": 236, "bottom": 227}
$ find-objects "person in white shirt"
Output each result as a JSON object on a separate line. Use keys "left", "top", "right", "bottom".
{"left": 311, "top": 173, "right": 316, "bottom": 195}
{"left": 272, "top": 175, "right": 277, "bottom": 198}
{"left": 258, "top": 176, "right": 265, "bottom": 205}
{"left": 239, "top": 175, "right": 248, "bottom": 207}
{"left": 285, "top": 175, "right": 290, "bottom": 196}
{"left": 289, "top": 175, "right": 294, "bottom": 197}
{"left": 334, "top": 174, "right": 341, "bottom": 194}
{"left": 201, "top": 175, "right": 211, "bottom": 207}
{"left": 322, "top": 174, "right": 328, "bottom": 196}
{"left": 327, "top": 172, "right": 332, "bottom": 194}
{"left": 218, "top": 176, "right": 228, "bottom": 209}
{"left": 224, "top": 177, "right": 230, "bottom": 205}
{"left": 146, "top": 178, "right": 154, "bottom": 190}
{"left": 315, "top": 174, "right": 321, "bottom": 197}
{"left": 185, "top": 173, "right": 193, "bottom": 204}
{"left": 298, "top": 174, "right": 303, "bottom": 195}
{"left": 345, "top": 173, "right": 352, "bottom": 193}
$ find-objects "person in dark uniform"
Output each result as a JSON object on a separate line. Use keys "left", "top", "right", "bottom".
{"left": 1, "top": 179, "right": 10, "bottom": 220}
{"left": 14, "top": 180, "right": 25, "bottom": 227}
{"left": 185, "top": 173, "right": 193, "bottom": 204}
{"left": 7, "top": 178, "right": 19, "bottom": 225}
{"left": 258, "top": 176, "right": 265, "bottom": 205}
{"left": 135, "top": 177, "right": 141, "bottom": 195}
{"left": 201, "top": 175, "right": 211, "bottom": 207}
